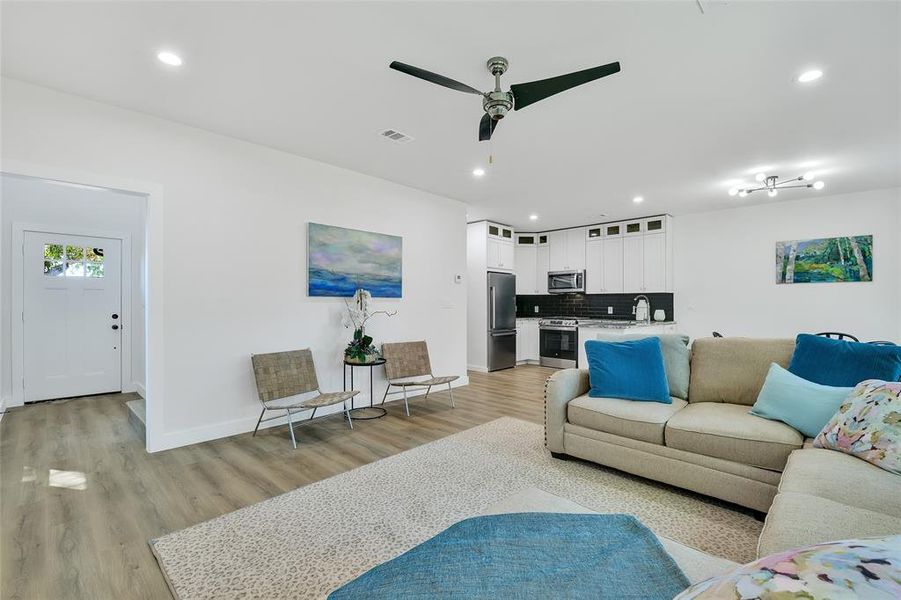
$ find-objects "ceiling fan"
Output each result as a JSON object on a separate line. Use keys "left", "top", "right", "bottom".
{"left": 389, "top": 56, "right": 621, "bottom": 141}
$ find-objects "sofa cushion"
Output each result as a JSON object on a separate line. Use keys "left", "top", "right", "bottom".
{"left": 679, "top": 535, "right": 901, "bottom": 600}
{"left": 749, "top": 363, "right": 853, "bottom": 438}
{"left": 779, "top": 448, "right": 901, "bottom": 518}
{"left": 814, "top": 379, "right": 901, "bottom": 475}
{"left": 789, "top": 333, "right": 901, "bottom": 387}
{"left": 592, "top": 333, "right": 691, "bottom": 399}
{"left": 568, "top": 394, "right": 687, "bottom": 445}
{"left": 665, "top": 403, "right": 803, "bottom": 471}
{"left": 689, "top": 338, "right": 795, "bottom": 405}
{"left": 757, "top": 492, "right": 901, "bottom": 557}
{"left": 586, "top": 338, "right": 671, "bottom": 403}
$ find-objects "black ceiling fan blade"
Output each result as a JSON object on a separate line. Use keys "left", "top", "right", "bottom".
{"left": 389, "top": 61, "right": 483, "bottom": 96}
{"left": 510, "top": 61, "right": 621, "bottom": 111}
{"left": 479, "top": 113, "right": 499, "bottom": 141}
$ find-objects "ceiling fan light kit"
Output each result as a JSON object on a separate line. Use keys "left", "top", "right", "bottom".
{"left": 389, "top": 56, "right": 621, "bottom": 141}
{"left": 733, "top": 173, "right": 825, "bottom": 197}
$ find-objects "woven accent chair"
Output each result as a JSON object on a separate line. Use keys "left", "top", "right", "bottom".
{"left": 380, "top": 341, "right": 458, "bottom": 416}
{"left": 251, "top": 349, "right": 359, "bottom": 448}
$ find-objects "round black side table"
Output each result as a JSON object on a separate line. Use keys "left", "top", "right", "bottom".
{"left": 343, "top": 358, "right": 388, "bottom": 419}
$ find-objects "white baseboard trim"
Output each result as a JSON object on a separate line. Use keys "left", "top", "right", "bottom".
{"left": 133, "top": 382, "right": 146, "bottom": 398}
{"left": 148, "top": 375, "right": 470, "bottom": 453}
{"left": 467, "top": 364, "right": 488, "bottom": 373}
{"left": 0, "top": 396, "right": 8, "bottom": 423}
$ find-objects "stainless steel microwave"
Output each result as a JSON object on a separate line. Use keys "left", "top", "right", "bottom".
{"left": 547, "top": 270, "right": 585, "bottom": 294}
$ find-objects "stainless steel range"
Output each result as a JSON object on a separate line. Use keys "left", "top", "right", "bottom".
{"left": 538, "top": 317, "right": 579, "bottom": 368}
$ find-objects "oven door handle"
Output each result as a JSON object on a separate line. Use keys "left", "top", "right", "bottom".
{"left": 540, "top": 326, "right": 579, "bottom": 332}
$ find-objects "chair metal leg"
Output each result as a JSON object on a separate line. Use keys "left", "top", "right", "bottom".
{"left": 402, "top": 386, "right": 410, "bottom": 416}
{"left": 380, "top": 384, "right": 390, "bottom": 406}
{"left": 448, "top": 382, "right": 455, "bottom": 408}
{"left": 344, "top": 400, "right": 353, "bottom": 430}
{"left": 424, "top": 385, "right": 432, "bottom": 400}
{"left": 285, "top": 409, "right": 297, "bottom": 449}
{"left": 252, "top": 409, "right": 265, "bottom": 436}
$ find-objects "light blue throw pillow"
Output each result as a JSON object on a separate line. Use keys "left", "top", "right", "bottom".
{"left": 750, "top": 363, "right": 854, "bottom": 437}
{"left": 586, "top": 338, "right": 671, "bottom": 404}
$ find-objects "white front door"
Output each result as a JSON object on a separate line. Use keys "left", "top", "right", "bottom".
{"left": 23, "top": 232, "right": 122, "bottom": 402}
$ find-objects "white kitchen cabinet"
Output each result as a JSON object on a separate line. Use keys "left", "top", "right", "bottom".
{"left": 548, "top": 230, "right": 566, "bottom": 271}
{"left": 565, "top": 227, "right": 586, "bottom": 270}
{"left": 642, "top": 232, "right": 667, "bottom": 292}
{"left": 516, "top": 320, "right": 540, "bottom": 363}
{"left": 623, "top": 235, "right": 644, "bottom": 292}
{"left": 488, "top": 238, "right": 515, "bottom": 271}
{"left": 548, "top": 227, "right": 586, "bottom": 271}
{"left": 514, "top": 245, "right": 537, "bottom": 294}
{"left": 602, "top": 237, "right": 624, "bottom": 293}
{"left": 585, "top": 240, "right": 604, "bottom": 294}
{"left": 536, "top": 245, "right": 550, "bottom": 294}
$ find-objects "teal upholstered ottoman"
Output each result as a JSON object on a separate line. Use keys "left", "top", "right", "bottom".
{"left": 328, "top": 512, "right": 690, "bottom": 599}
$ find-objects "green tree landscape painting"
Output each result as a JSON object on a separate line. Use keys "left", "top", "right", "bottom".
{"left": 776, "top": 235, "right": 873, "bottom": 284}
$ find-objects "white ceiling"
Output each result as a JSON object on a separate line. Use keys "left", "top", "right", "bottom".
{"left": 2, "top": 1, "right": 899, "bottom": 230}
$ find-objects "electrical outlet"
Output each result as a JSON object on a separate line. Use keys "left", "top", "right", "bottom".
{"left": 533, "top": 305, "right": 539, "bottom": 314}
{"left": 607, "top": 306, "right": 613, "bottom": 315}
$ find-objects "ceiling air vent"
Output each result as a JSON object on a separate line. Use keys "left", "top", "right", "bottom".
{"left": 378, "top": 129, "right": 414, "bottom": 143}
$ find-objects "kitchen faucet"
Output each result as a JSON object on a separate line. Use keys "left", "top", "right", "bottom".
{"left": 632, "top": 294, "right": 651, "bottom": 325}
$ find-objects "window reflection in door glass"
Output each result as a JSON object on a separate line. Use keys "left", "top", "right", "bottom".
{"left": 65, "top": 261, "right": 85, "bottom": 277}
{"left": 65, "top": 245, "right": 84, "bottom": 261}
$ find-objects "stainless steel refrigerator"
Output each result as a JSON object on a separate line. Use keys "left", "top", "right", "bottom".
{"left": 487, "top": 271, "right": 517, "bottom": 371}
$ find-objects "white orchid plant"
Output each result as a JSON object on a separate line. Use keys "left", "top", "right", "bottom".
{"left": 342, "top": 289, "right": 397, "bottom": 362}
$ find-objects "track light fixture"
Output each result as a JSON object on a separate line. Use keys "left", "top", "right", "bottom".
{"left": 733, "top": 173, "right": 825, "bottom": 197}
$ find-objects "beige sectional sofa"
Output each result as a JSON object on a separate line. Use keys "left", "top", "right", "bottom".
{"left": 545, "top": 336, "right": 901, "bottom": 557}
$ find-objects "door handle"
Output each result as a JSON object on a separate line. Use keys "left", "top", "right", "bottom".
{"left": 112, "top": 324, "right": 120, "bottom": 330}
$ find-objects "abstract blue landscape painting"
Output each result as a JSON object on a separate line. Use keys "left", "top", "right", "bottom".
{"left": 308, "top": 223, "right": 402, "bottom": 297}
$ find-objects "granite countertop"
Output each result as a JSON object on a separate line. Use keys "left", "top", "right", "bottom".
{"left": 578, "top": 320, "right": 677, "bottom": 329}
{"left": 515, "top": 317, "right": 676, "bottom": 328}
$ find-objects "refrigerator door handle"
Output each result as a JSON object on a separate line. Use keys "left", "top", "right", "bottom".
{"left": 490, "top": 331, "right": 517, "bottom": 337}
{"left": 489, "top": 286, "right": 496, "bottom": 330}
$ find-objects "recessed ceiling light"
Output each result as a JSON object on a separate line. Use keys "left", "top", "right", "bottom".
{"left": 632, "top": 196, "right": 644, "bottom": 204}
{"left": 813, "top": 181, "right": 825, "bottom": 190}
{"left": 472, "top": 168, "right": 485, "bottom": 177}
{"left": 529, "top": 214, "right": 538, "bottom": 221}
{"left": 797, "top": 69, "right": 823, "bottom": 83}
{"left": 157, "top": 51, "right": 183, "bottom": 67}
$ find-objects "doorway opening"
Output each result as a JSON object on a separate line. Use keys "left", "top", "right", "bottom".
{"left": 2, "top": 173, "right": 148, "bottom": 440}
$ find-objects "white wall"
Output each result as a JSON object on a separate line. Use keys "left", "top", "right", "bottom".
{"left": 0, "top": 174, "right": 147, "bottom": 402}
{"left": 674, "top": 187, "right": 900, "bottom": 343}
{"left": 1, "top": 78, "right": 468, "bottom": 451}
{"left": 465, "top": 221, "right": 488, "bottom": 371}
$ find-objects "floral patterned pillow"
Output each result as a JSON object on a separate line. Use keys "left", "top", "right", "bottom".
{"left": 675, "top": 536, "right": 901, "bottom": 599}
{"left": 813, "top": 379, "right": 901, "bottom": 475}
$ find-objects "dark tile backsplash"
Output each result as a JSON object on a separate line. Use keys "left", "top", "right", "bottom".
{"left": 516, "top": 293, "right": 674, "bottom": 321}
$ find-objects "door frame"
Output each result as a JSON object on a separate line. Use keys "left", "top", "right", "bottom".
{"left": 12, "top": 222, "right": 133, "bottom": 404}
{"left": 2, "top": 159, "right": 165, "bottom": 452}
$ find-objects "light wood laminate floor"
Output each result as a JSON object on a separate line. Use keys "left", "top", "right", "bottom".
{"left": 0, "top": 365, "right": 555, "bottom": 599}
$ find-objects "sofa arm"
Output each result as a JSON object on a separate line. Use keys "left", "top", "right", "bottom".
{"left": 544, "top": 368, "right": 590, "bottom": 453}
